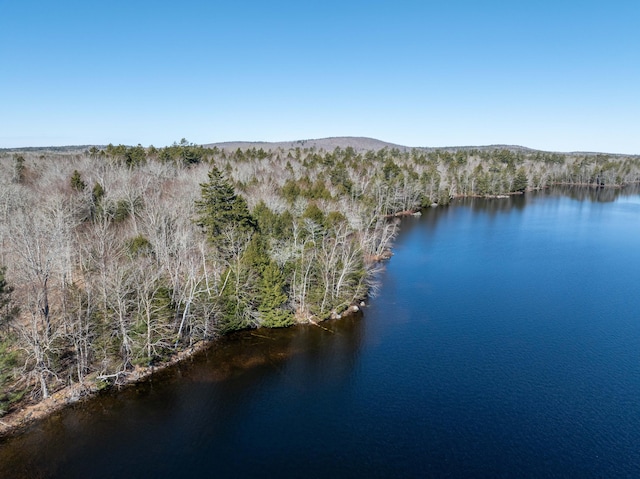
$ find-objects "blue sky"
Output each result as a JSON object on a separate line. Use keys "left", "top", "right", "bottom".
{"left": 1, "top": 1, "right": 639, "bottom": 153}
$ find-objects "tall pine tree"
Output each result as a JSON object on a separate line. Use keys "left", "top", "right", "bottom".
{"left": 259, "top": 261, "right": 294, "bottom": 328}
{"left": 195, "top": 167, "right": 257, "bottom": 245}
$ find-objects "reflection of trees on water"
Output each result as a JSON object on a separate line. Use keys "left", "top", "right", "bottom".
{"left": 2, "top": 184, "right": 638, "bottom": 478}
{"left": 538, "top": 184, "right": 639, "bottom": 203}
{"left": 184, "top": 313, "right": 365, "bottom": 387}
{"left": 455, "top": 195, "right": 526, "bottom": 214}
{"left": 454, "top": 186, "right": 638, "bottom": 211}
{"left": 404, "top": 185, "right": 639, "bottom": 254}
{"left": 0, "top": 316, "right": 366, "bottom": 479}
{"left": 547, "top": 186, "right": 623, "bottom": 203}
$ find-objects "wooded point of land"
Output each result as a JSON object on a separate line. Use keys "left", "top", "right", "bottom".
{"left": 1, "top": 138, "right": 638, "bottom": 422}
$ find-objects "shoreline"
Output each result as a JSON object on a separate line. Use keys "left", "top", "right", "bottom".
{"left": 1, "top": 183, "right": 635, "bottom": 441}
{"left": 0, "top": 303, "right": 366, "bottom": 441}
{"left": 0, "top": 340, "right": 213, "bottom": 440}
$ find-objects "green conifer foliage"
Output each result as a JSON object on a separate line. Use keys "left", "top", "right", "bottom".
{"left": 259, "top": 262, "right": 294, "bottom": 328}
{"left": 218, "top": 265, "right": 256, "bottom": 333}
{"left": 302, "top": 203, "right": 325, "bottom": 227}
{"left": 88, "top": 181, "right": 105, "bottom": 221}
{"left": 70, "top": 170, "right": 86, "bottom": 191}
{"left": 0, "top": 266, "right": 20, "bottom": 415}
{"left": 195, "top": 167, "right": 257, "bottom": 244}
{"left": 243, "top": 234, "right": 270, "bottom": 274}
{"left": 514, "top": 167, "right": 529, "bottom": 192}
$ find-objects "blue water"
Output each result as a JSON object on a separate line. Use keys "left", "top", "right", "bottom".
{"left": 369, "top": 191, "right": 640, "bottom": 477}
{"left": 1, "top": 188, "right": 640, "bottom": 478}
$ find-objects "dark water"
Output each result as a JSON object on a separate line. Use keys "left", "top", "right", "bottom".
{"left": 2, "top": 187, "right": 640, "bottom": 478}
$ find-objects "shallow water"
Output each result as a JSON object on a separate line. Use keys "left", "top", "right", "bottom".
{"left": 1, "top": 187, "right": 640, "bottom": 478}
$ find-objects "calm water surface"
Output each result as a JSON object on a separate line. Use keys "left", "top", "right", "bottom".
{"left": 1, "top": 187, "right": 640, "bottom": 478}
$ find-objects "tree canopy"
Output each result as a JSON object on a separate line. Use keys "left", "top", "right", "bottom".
{"left": 195, "top": 167, "right": 257, "bottom": 244}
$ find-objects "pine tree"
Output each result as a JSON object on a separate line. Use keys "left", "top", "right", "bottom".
{"left": 302, "top": 203, "right": 325, "bottom": 227}
{"left": 259, "top": 262, "right": 293, "bottom": 328}
{"left": 91, "top": 182, "right": 105, "bottom": 221}
{"left": 514, "top": 167, "right": 528, "bottom": 192}
{"left": 218, "top": 264, "right": 257, "bottom": 333}
{"left": 195, "top": 167, "right": 257, "bottom": 245}
{"left": 243, "top": 234, "right": 270, "bottom": 274}
{"left": 70, "top": 170, "right": 86, "bottom": 191}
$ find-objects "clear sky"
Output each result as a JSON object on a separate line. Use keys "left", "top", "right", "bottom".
{"left": 1, "top": 1, "right": 639, "bottom": 153}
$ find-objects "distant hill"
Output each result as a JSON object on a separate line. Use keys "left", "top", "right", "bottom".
{"left": 205, "top": 137, "right": 635, "bottom": 157}
{"left": 204, "top": 137, "right": 410, "bottom": 152}
{"left": 1, "top": 137, "right": 635, "bottom": 158}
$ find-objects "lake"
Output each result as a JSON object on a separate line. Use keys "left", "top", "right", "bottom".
{"left": 1, "top": 187, "right": 640, "bottom": 478}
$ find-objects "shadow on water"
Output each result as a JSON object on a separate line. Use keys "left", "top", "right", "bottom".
{"left": 0, "top": 314, "right": 365, "bottom": 479}
{"left": 1, "top": 184, "right": 639, "bottom": 478}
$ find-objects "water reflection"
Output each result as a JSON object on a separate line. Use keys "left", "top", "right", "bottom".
{"left": 449, "top": 185, "right": 639, "bottom": 216}
{"left": 0, "top": 315, "right": 364, "bottom": 479}
{"left": 454, "top": 195, "right": 525, "bottom": 214}
{"left": 546, "top": 184, "right": 639, "bottom": 202}
{"left": 1, "top": 184, "right": 639, "bottom": 478}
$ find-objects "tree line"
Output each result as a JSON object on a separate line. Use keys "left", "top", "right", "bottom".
{"left": 0, "top": 141, "right": 638, "bottom": 415}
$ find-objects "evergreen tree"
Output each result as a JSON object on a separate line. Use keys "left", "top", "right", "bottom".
{"left": 195, "top": 167, "right": 257, "bottom": 245}
{"left": 124, "top": 144, "right": 147, "bottom": 167}
{"left": 302, "top": 203, "right": 325, "bottom": 227}
{"left": 259, "top": 262, "right": 294, "bottom": 328}
{"left": 70, "top": 170, "right": 86, "bottom": 191}
{"left": 0, "top": 267, "right": 15, "bottom": 331}
{"left": 243, "top": 234, "right": 270, "bottom": 274}
{"left": 217, "top": 234, "right": 270, "bottom": 332}
{"left": 514, "top": 167, "right": 528, "bottom": 192}
{"left": 0, "top": 267, "right": 11, "bottom": 308}
{"left": 0, "top": 267, "right": 20, "bottom": 415}
{"left": 92, "top": 182, "right": 105, "bottom": 204}
{"left": 91, "top": 182, "right": 105, "bottom": 220}
{"left": 218, "top": 264, "right": 257, "bottom": 333}
{"left": 382, "top": 158, "right": 401, "bottom": 181}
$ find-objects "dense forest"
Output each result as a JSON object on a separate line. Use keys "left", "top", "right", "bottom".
{"left": 1, "top": 139, "right": 639, "bottom": 418}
